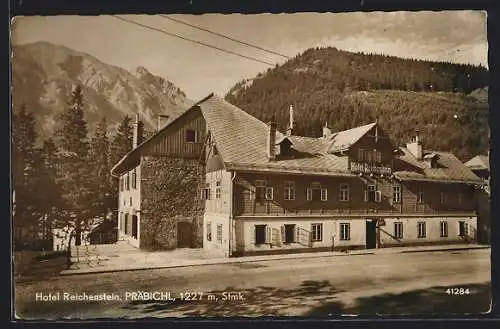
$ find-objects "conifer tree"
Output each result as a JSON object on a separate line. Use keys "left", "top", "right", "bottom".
{"left": 54, "top": 85, "right": 92, "bottom": 262}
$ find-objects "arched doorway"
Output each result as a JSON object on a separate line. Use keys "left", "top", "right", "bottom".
{"left": 177, "top": 222, "right": 193, "bottom": 248}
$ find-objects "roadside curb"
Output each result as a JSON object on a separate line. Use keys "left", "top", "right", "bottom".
{"left": 59, "top": 245, "right": 488, "bottom": 277}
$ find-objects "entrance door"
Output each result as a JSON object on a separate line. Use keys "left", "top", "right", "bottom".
{"left": 177, "top": 222, "right": 193, "bottom": 248}
{"left": 366, "top": 220, "right": 377, "bottom": 249}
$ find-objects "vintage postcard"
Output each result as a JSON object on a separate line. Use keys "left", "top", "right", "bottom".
{"left": 11, "top": 11, "right": 491, "bottom": 319}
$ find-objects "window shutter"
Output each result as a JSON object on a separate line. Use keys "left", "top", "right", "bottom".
{"left": 265, "top": 226, "right": 271, "bottom": 244}
{"left": 375, "top": 191, "right": 382, "bottom": 203}
{"left": 364, "top": 190, "right": 368, "bottom": 202}
{"left": 280, "top": 225, "right": 285, "bottom": 242}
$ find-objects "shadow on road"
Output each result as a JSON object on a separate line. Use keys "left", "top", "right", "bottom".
{"left": 124, "top": 281, "right": 491, "bottom": 317}
{"left": 123, "top": 280, "right": 344, "bottom": 317}
{"left": 307, "top": 282, "right": 491, "bottom": 316}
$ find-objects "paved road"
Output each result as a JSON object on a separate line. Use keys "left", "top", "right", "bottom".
{"left": 15, "top": 249, "right": 491, "bottom": 319}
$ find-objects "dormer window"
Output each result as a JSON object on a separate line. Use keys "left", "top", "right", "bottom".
{"left": 424, "top": 153, "right": 439, "bottom": 168}
{"left": 276, "top": 137, "right": 293, "bottom": 156}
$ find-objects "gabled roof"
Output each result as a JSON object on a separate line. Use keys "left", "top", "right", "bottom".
{"left": 464, "top": 155, "right": 489, "bottom": 171}
{"left": 111, "top": 94, "right": 213, "bottom": 176}
{"left": 394, "top": 148, "right": 484, "bottom": 184}
{"left": 198, "top": 95, "right": 352, "bottom": 176}
{"left": 327, "top": 122, "right": 377, "bottom": 153}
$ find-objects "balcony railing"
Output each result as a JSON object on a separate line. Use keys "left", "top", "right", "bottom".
{"left": 350, "top": 161, "right": 392, "bottom": 175}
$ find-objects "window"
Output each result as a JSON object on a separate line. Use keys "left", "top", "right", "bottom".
{"left": 358, "top": 148, "right": 365, "bottom": 162}
{"left": 364, "top": 184, "right": 376, "bottom": 202}
{"left": 255, "top": 225, "right": 267, "bottom": 244}
{"left": 200, "top": 183, "right": 211, "bottom": 200}
{"left": 124, "top": 214, "right": 129, "bottom": 235}
{"left": 375, "top": 150, "right": 382, "bottom": 163}
{"left": 417, "top": 222, "right": 426, "bottom": 238}
{"left": 417, "top": 190, "right": 424, "bottom": 204}
{"left": 215, "top": 181, "right": 222, "bottom": 199}
{"left": 216, "top": 224, "right": 223, "bottom": 243}
{"left": 119, "top": 177, "right": 123, "bottom": 191}
{"left": 265, "top": 187, "right": 274, "bottom": 200}
{"left": 129, "top": 197, "right": 132, "bottom": 206}
{"left": 206, "top": 222, "right": 212, "bottom": 241}
{"left": 440, "top": 221, "right": 448, "bottom": 237}
{"left": 125, "top": 173, "right": 130, "bottom": 190}
{"left": 311, "top": 223, "right": 323, "bottom": 242}
{"left": 394, "top": 222, "right": 403, "bottom": 239}
{"left": 132, "top": 169, "right": 137, "bottom": 189}
{"left": 393, "top": 186, "right": 401, "bottom": 203}
{"left": 440, "top": 192, "right": 446, "bottom": 204}
{"left": 321, "top": 188, "right": 328, "bottom": 201}
{"left": 284, "top": 181, "right": 295, "bottom": 200}
{"left": 307, "top": 188, "right": 313, "bottom": 201}
{"left": 366, "top": 150, "right": 372, "bottom": 163}
{"left": 283, "top": 224, "right": 296, "bottom": 243}
{"left": 340, "top": 223, "right": 350, "bottom": 240}
{"left": 458, "top": 221, "right": 468, "bottom": 237}
{"left": 255, "top": 180, "right": 266, "bottom": 200}
{"left": 339, "top": 184, "right": 350, "bottom": 202}
{"left": 185, "top": 129, "right": 198, "bottom": 142}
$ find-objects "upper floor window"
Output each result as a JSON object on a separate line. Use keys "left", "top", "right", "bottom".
{"left": 440, "top": 192, "right": 446, "bottom": 204}
{"left": 215, "top": 180, "right": 222, "bottom": 199}
{"left": 255, "top": 180, "right": 267, "bottom": 200}
{"left": 185, "top": 129, "right": 198, "bottom": 143}
{"left": 392, "top": 186, "right": 401, "bottom": 203}
{"left": 339, "top": 184, "right": 350, "bottom": 202}
{"left": 284, "top": 181, "right": 295, "bottom": 200}
{"left": 265, "top": 187, "right": 274, "bottom": 200}
{"left": 417, "top": 190, "right": 424, "bottom": 204}
{"left": 358, "top": 148, "right": 365, "bottom": 162}
{"left": 119, "top": 177, "right": 124, "bottom": 191}
{"left": 364, "top": 184, "right": 381, "bottom": 203}
{"left": 125, "top": 173, "right": 130, "bottom": 190}
{"left": 306, "top": 182, "right": 327, "bottom": 201}
{"left": 131, "top": 169, "right": 137, "bottom": 189}
{"left": 200, "top": 183, "right": 211, "bottom": 200}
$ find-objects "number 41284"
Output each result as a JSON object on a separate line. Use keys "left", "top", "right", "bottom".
{"left": 446, "top": 288, "right": 470, "bottom": 295}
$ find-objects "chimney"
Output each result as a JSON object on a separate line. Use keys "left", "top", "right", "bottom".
{"left": 406, "top": 129, "right": 423, "bottom": 160}
{"left": 286, "top": 104, "right": 294, "bottom": 136}
{"left": 157, "top": 114, "right": 170, "bottom": 131}
{"left": 132, "top": 114, "right": 144, "bottom": 148}
{"left": 323, "top": 122, "right": 332, "bottom": 138}
{"left": 267, "top": 120, "right": 277, "bottom": 161}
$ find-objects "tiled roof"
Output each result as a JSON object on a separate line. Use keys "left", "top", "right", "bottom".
{"left": 394, "top": 148, "right": 484, "bottom": 184}
{"left": 198, "top": 95, "right": 352, "bottom": 176}
{"left": 327, "top": 122, "right": 377, "bottom": 153}
{"left": 464, "top": 155, "right": 489, "bottom": 170}
{"left": 112, "top": 93, "right": 485, "bottom": 184}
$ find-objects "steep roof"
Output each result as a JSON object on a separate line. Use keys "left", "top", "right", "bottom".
{"left": 198, "top": 95, "right": 352, "bottom": 176}
{"left": 327, "top": 122, "right": 377, "bottom": 153}
{"left": 464, "top": 155, "right": 489, "bottom": 171}
{"left": 111, "top": 93, "right": 484, "bottom": 184}
{"left": 394, "top": 148, "right": 483, "bottom": 184}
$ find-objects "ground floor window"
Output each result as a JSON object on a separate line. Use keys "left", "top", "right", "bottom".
{"left": 394, "top": 222, "right": 403, "bottom": 239}
{"left": 417, "top": 221, "right": 426, "bottom": 238}
{"left": 132, "top": 215, "right": 138, "bottom": 239}
{"left": 339, "top": 223, "right": 350, "bottom": 240}
{"left": 284, "top": 224, "right": 296, "bottom": 243}
{"left": 255, "top": 225, "right": 267, "bottom": 244}
{"left": 124, "top": 214, "right": 129, "bottom": 235}
{"left": 217, "top": 224, "right": 223, "bottom": 243}
{"left": 206, "top": 222, "right": 212, "bottom": 241}
{"left": 311, "top": 223, "right": 323, "bottom": 242}
{"left": 459, "top": 221, "right": 468, "bottom": 237}
{"left": 440, "top": 221, "right": 448, "bottom": 237}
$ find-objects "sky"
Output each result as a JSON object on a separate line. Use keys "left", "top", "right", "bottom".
{"left": 12, "top": 11, "right": 488, "bottom": 100}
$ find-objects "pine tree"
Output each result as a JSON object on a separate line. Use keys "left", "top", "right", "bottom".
{"left": 110, "top": 115, "right": 133, "bottom": 168}
{"left": 12, "top": 105, "right": 39, "bottom": 249}
{"left": 54, "top": 85, "right": 93, "bottom": 263}
{"left": 89, "top": 116, "right": 113, "bottom": 219}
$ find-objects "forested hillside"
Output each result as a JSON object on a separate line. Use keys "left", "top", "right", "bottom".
{"left": 225, "top": 46, "right": 489, "bottom": 161}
